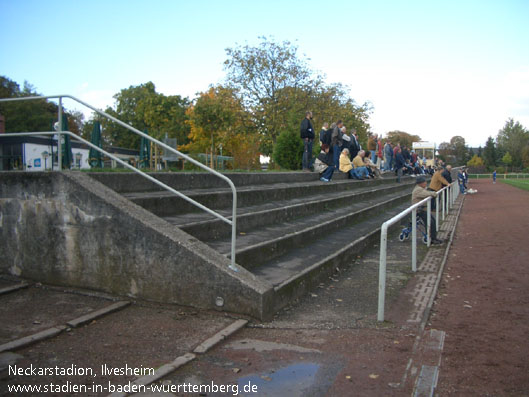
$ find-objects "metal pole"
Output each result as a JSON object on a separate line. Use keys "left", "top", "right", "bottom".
{"left": 412, "top": 208, "right": 417, "bottom": 272}
{"left": 427, "top": 199, "right": 431, "bottom": 247}
{"left": 436, "top": 195, "right": 440, "bottom": 232}
{"left": 230, "top": 192, "right": 238, "bottom": 272}
{"left": 57, "top": 97, "right": 62, "bottom": 171}
{"left": 442, "top": 189, "right": 446, "bottom": 221}
{"left": 446, "top": 186, "right": 450, "bottom": 215}
{"left": 378, "top": 223, "right": 388, "bottom": 322}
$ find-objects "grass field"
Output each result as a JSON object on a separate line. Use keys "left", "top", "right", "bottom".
{"left": 500, "top": 178, "right": 529, "bottom": 192}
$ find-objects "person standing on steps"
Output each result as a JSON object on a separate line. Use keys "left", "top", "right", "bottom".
{"left": 395, "top": 147, "right": 405, "bottom": 183}
{"left": 300, "top": 111, "right": 315, "bottom": 172}
{"left": 331, "top": 120, "right": 344, "bottom": 169}
{"left": 412, "top": 175, "right": 443, "bottom": 244}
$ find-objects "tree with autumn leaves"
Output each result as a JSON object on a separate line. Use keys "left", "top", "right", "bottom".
{"left": 181, "top": 86, "right": 261, "bottom": 170}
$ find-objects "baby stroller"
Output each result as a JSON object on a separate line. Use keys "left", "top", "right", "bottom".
{"left": 399, "top": 216, "right": 429, "bottom": 244}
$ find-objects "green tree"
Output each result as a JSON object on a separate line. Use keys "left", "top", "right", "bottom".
{"left": 522, "top": 146, "right": 529, "bottom": 169}
{"left": 224, "top": 37, "right": 372, "bottom": 155}
{"left": 502, "top": 152, "right": 513, "bottom": 172}
{"left": 272, "top": 129, "right": 303, "bottom": 170}
{"left": 482, "top": 136, "right": 497, "bottom": 169}
{"left": 182, "top": 86, "right": 253, "bottom": 155}
{"left": 386, "top": 130, "right": 421, "bottom": 149}
{"left": 0, "top": 76, "right": 59, "bottom": 132}
{"left": 467, "top": 154, "right": 484, "bottom": 167}
{"left": 102, "top": 81, "right": 190, "bottom": 149}
{"left": 451, "top": 136, "right": 469, "bottom": 166}
{"left": 496, "top": 118, "right": 529, "bottom": 169}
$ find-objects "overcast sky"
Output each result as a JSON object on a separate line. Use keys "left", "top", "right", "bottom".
{"left": 1, "top": 0, "right": 528, "bottom": 147}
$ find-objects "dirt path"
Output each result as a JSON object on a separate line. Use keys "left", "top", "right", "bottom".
{"left": 428, "top": 179, "right": 529, "bottom": 395}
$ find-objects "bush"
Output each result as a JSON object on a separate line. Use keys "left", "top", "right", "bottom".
{"left": 467, "top": 155, "right": 484, "bottom": 167}
{"left": 496, "top": 166, "right": 506, "bottom": 174}
{"left": 272, "top": 129, "right": 303, "bottom": 170}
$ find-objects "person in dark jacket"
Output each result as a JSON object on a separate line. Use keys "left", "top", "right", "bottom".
{"left": 395, "top": 148, "right": 406, "bottom": 183}
{"left": 349, "top": 128, "right": 361, "bottom": 159}
{"left": 300, "top": 111, "right": 315, "bottom": 171}
{"left": 315, "top": 144, "right": 335, "bottom": 182}
{"left": 319, "top": 122, "right": 329, "bottom": 145}
{"left": 441, "top": 165, "right": 453, "bottom": 183}
{"left": 330, "top": 120, "right": 344, "bottom": 168}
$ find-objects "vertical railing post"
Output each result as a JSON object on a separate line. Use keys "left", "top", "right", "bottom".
{"left": 442, "top": 189, "right": 446, "bottom": 221}
{"left": 57, "top": 97, "right": 63, "bottom": 171}
{"left": 446, "top": 185, "right": 451, "bottom": 214}
{"left": 427, "top": 199, "right": 431, "bottom": 247}
{"left": 436, "top": 194, "right": 440, "bottom": 232}
{"left": 378, "top": 223, "right": 388, "bottom": 322}
{"left": 411, "top": 208, "right": 417, "bottom": 272}
{"left": 229, "top": 190, "right": 238, "bottom": 272}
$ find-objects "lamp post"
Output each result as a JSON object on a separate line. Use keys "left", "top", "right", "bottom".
{"left": 75, "top": 152, "right": 82, "bottom": 169}
{"left": 42, "top": 151, "right": 49, "bottom": 170}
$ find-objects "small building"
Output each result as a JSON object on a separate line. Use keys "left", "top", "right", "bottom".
{"left": 412, "top": 141, "right": 437, "bottom": 167}
{"left": 0, "top": 134, "right": 139, "bottom": 171}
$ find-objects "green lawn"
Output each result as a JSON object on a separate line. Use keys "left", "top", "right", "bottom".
{"left": 500, "top": 178, "right": 529, "bottom": 192}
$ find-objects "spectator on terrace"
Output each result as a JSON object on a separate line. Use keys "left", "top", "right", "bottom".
{"left": 376, "top": 135, "right": 383, "bottom": 169}
{"left": 349, "top": 128, "right": 361, "bottom": 159}
{"left": 442, "top": 164, "right": 453, "bottom": 184}
{"left": 331, "top": 120, "right": 344, "bottom": 168}
{"left": 364, "top": 150, "right": 381, "bottom": 178}
{"left": 429, "top": 166, "right": 450, "bottom": 191}
{"left": 319, "top": 122, "right": 329, "bottom": 145}
{"left": 339, "top": 148, "right": 356, "bottom": 179}
{"left": 351, "top": 150, "right": 370, "bottom": 180}
{"left": 315, "top": 144, "right": 335, "bottom": 182}
{"left": 300, "top": 111, "right": 315, "bottom": 172}
{"left": 395, "top": 147, "right": 406, "bottom": 183}
{"left": 412, "top": 176, "right": 443, "bottom": 244}
{"left": 341, "top": 129, "right": 352, "bottom": 154}
{"left": 367, "top": 134, "right": 377, "bottom": 163}
{"left": 384, "top": 140, "right": 393, "bottom": 171}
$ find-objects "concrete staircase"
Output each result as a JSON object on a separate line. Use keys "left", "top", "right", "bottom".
{"left": 90, "top": 171, "right": 416, "bottom": 317}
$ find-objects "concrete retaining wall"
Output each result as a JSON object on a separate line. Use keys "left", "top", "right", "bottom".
{"left": 0, "top": 171, "right": 274, "bottom": 319}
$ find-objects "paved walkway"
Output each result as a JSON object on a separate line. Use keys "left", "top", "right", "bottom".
{"left": 427, "top": 179, "right": 529, "bottom": 395}
{"left": 9, "top": 181, "right": 514, "bottom": 396}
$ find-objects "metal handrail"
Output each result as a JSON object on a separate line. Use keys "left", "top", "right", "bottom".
{"left": 0, "top": 95, "right": 238, "bottom": 271}
{"left": 377, "top": 181, "right": 459, "bottom": 321}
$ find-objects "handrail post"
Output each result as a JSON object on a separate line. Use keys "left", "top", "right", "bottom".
{"left": 411, "top": 208, "right": 417, "bottom": 272}
{"left": 230, "top": 191, "right": 238, "bottom": 271}
{"left": 57, "top": 97, "right": 63, "bottom": 171}
{"left": 427, "top": 198, "right": 431, "bottom": 247}
{"left": 435, "top": 195, "right": 440, "bottom": 232}
{"left": 378, "top": 222, "right": 388, "bottom": 322}
{"left": 446, "top": 185, "right": 450, "bottom": 215}
{"left": 441, "top": 188, "right": 446, "bottom": 222}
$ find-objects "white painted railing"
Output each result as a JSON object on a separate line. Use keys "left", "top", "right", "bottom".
{"left": 0, "top": 95, "right": 239, "bottom": 271}
{"left": 377, "top": 181, "right": 459, "bottom": 322}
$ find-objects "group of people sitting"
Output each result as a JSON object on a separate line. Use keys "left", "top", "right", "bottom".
{"left": 311, "top": 119, "right": 432, "bottom": 183}
{"left": 313, "top": 120, "right": 381, "bottom": 182}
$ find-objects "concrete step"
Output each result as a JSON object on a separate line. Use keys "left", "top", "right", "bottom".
{"left": 206, "top": 191, "right": 410, "bottom": 269}
{"left": 89, "top": 171, "right": 345, "bottom": 194}
{"left": 263, "top": 201, "right": 411, "bottom": 314}
{"left": 169, "top": 181, "right": 416, "bottom": 241}
{"left": 122, "top": 175, "right": 412, "bottom": 217}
